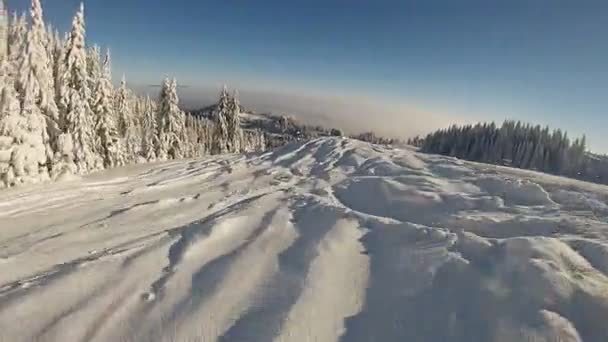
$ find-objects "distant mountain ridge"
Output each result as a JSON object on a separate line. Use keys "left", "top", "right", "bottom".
{"left": 189, "top": 106, "right": 345, "bottom": 148}
{"left": 189, "top": 105, "right": 400, "bottom": 148}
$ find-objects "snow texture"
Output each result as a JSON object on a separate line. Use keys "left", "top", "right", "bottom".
{"left": 1, "top": 137, "right": 608, "bottom": 342}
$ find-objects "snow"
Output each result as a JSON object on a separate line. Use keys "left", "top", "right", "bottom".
{"left": 1, "top": 137, "right": 608, "bottom": 342}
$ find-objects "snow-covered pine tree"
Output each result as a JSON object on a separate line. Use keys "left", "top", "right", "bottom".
{"left": 190, "top": 115, "right": 197, "bottom": 157}
{"left": 48, "top": 29, "right": 75, "bottom": 179}
{"left": 0, "top": 65, "right": 51, "bottom": 187}
{"left": 115, "top": 75, "right": 140, "bottom": 163}
{"left": 132, "top": 95, "right": 146, "bottom": 162}
{"left": 242, "top": 131, "right": 254, "bottom": 153}
{"left": 529, "top": 139, "right": 544, "bottom": 170}
{"left": 135, "top": 95, "right": 148, "bottom": 160}
{"left": 7, "top": 12, "right": 19, "bottom": 49}
{"left": 7, "top": 12, "right": 27, "bottom": 78}
{"left": 157, "top": 78, "right": 184, "bottom": 159}
{"left": 569, "top": 136, "right": 587, "bottom": 176}
{"left": 226, "top": 89, "right": 243, "bottom": 153}
{"left": 182, "top": 113, "right": 194, "bottom": 157}
{"left": 0, "top": 60, "right": 16, "bottom": 186}
{"left": 133, "top": 94, "right": 146, "bottom": 129}
{"left": 93, "top": 49, "right": 124, "bottom": 168}
{"left": 211, "top": 86, "right": 230, "bottom": 155}
{"left": 241, "top": 129, "right": 266, "bottom": 153}
{"left": 86, "top": 45, "right": 101, "bottom": 106}
{"left": 115, "top": 75, "right": 130, "bottom": 137}
{"left": 60, "top": 3, "right": 100, "bottom": 173}
{"left": 44, "top": 23, "right": 55, "bottom": 65}
{"left": 184, "top": 113, "right": 204, "bottom": 158}
{"left": 0, "top": 76, "right": 22, "bottom": 187}
{"left": 203, "top": 118, "right": 213, "bottom": 154}
{"left": 141, "top": 95, "right": 158, "bottom": 161}
{"left": 50, "top": 30, "right": 64, "bottom": 109}
{"left": 195, "top": 116, "right": 205, "bottom": 157}
{"left": 193, "top": 116, "right": 204, "bottom": 157}
{"left": 155, "top": 78, "right": 169, "bottom": 160}
{"left": 256, "top": 129, "right": 266, "bottom": 151}
{"left": 15, "top": 0, "right": 64, "bottom": 182}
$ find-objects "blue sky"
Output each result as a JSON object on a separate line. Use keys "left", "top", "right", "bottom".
{"left": 8, "top": 0, "right": 608, "bottom": 152}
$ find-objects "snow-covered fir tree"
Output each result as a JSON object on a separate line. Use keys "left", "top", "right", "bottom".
{"left": 50, "top": 30, "right": 64, "bottom": 105}
{"left": 201, "top": 117, "right": 214, "bottom": 154}
{"left": 211, "top": 86, "right": 230, "bottom": 155}
{"left": 183, "top": 114, "right": 195, "bottom": 157}
{"left": 183, "top": 114, "right": 207, "bottom": 158}
{"left": 44, "top": 23, "right": 55, "bottom": 66}
{"left": 226, "top": 90, "right": 242, "bottom": 153}
{"left": 194, "top": 116, "right": 207, "bottom": 156}
{"left": 115, "top": 75, "right": 130, "bottom": 137}
{"left": 93, "top": 49, "right": 124, "bottom": 168}
{"left": 114, "top": 75, "right": 141, "bottom": 163}
{"left": 254, "top": 129, "right": 266, "bottom": 151}
{"left": 0, "top": 64, "right": 51, "bottom": 187}
{"left": 141, "top": 95, "right": 158, "bottom": 161}
{"left": 59, "top": 3, "right": 100, "bottom": 173}
{"left": 157, "top": 78, "right": 184, "bottom": 160}
{"left": 7, "top": 13, "right": 27, "bottom": 77}
{"left": 17, "top": 0, "right": 62, "bottom": 175}
{"left": 242, "top": 130, "right": 260, "bottom": 153}
{"left": 0, "top": 69, "right": 23, "bottom": 186}
{"left": 86, "top": 45, "right": 101, "bottom": 106}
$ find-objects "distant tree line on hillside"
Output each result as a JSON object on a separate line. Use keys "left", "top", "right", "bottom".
{"left": 350, "top": 132, "right": 399, "bottom": 146}
{"left": 190, "top": 109, "right": 349, "bottom": 148}
{"left": 409, "top": 121, "right": 608, "bottom": 184}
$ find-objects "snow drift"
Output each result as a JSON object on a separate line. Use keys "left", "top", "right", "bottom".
{"left": 1, "top": 137, "right": 608, "bottom": 342}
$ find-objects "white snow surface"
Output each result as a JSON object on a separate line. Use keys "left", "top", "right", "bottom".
{"left": 1, "top": 137, "right": 608, "bottom": 342}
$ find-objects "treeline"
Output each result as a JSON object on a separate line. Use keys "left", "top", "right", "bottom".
{"left": 351, "top": 131, "right": 399, "bottom": 145}
{"left": 0, "top": 1, "right": 265, "bottom": 189}
{"left": 195, "top": 110, "right": 347, "bottom": 148}
{"left": 409, "top": 120, "right": 605, "bottom": 182}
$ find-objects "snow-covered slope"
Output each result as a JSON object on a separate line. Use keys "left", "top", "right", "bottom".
{"left": 1, "top": 137, "right": 608, "bottom": 342}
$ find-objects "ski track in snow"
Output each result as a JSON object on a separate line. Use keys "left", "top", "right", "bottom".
{"left": 1, "top": 137, "right": 608, "bottom": 342}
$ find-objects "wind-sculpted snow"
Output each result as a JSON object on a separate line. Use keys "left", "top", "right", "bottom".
{"left": 1, "top": 137, "right": 608, "bottom": 342}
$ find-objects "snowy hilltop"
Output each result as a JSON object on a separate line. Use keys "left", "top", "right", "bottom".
{"left": 1, "top": 137, "right": 608, "bottom": 342}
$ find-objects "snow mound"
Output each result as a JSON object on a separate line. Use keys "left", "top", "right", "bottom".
{"left": 475, "top": 175, "right": 555, "bottom": 206}
{"left": 1, "top": 137, "right": 608, "bottom": 342}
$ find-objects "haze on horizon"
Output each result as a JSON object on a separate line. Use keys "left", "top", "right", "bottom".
{"left": 8, "top": 0, "right": 608, "bottom": 152}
